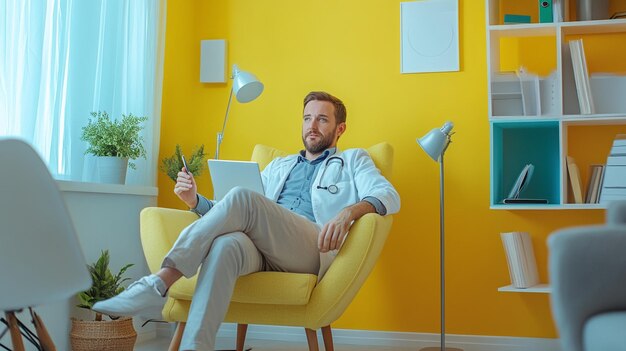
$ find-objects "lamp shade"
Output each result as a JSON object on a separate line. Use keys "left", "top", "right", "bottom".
{"left": 232, "top": 64, "right": 264, "bottom": 103}
{"left": 417, "top": 121, "right": 454, "bottom": 162}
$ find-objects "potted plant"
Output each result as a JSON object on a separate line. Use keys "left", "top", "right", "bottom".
{"left": 160, "top": 144, "right": 207, "bottom": 181}
{"left": 81, "top": 111, "right": 148, "bottom": 184}
{"left": 70, "top": 250, "right": 137, "bottom": 351}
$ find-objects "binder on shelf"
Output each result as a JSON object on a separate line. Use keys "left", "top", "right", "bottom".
{"left": 539, "top": 0, "right": 553, "bottom": 23}
{"left": 518, "top": 68, "right": 541, "bottom": 116}
{"left": 501, "top": 232, "right": 539, "bottom": 289}
{"left": 566, "top": 156, "right": 584, "bottom": 204}
{"left": 540, "top": 71, "right": 559, "bottom": 116}
{"left": 569, "top": 39, "right": 596, "bottom": 115}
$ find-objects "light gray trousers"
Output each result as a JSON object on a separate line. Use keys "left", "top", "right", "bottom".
{"left": 162, "top": 187, "right": 321, "bottom": 351}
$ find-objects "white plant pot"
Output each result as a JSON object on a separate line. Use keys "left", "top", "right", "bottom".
{"left": 97, "top": 156, "right": 129, "bottom": 184}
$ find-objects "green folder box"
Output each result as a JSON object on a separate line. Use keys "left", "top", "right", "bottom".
{"left": 539, "top": 0, "right": 553, "bottom": 23}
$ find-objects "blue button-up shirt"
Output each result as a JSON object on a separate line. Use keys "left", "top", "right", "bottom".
{"left": 276, "top": 149, "right": 335, "bottom": 221}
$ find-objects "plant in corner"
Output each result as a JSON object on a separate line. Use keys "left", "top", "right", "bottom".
{"left": 77, "top": 250, "right": 134, "bottom": 321}
{"left": 70, "top": 250, "right": 137, "bottom": 351}
{"left": 81, "top": 111, "right": 148, "bottom": 184}
{"left": 160, "top": 144, "right": 207, "bottom": 181}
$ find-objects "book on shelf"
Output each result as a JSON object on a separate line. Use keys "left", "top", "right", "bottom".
{"left": 502, "top": 164, "right": 548, "bottom": 204}
{"left": 600, "top": 135, "right": 626, "bottom": 204}
{"left": 507, "top": 164, "right": 534, "bottom": 199}
{"left": 566, "top": 156, "right": 584, "bottom": 204}
{"left": 501, "top": 232, "right": 539, "bottom": 289}
{"left": 584, "top": 164, "right": 604, "bottom": 204}
{"left": 569, "top": 39, "right": 596, "bottom": 115}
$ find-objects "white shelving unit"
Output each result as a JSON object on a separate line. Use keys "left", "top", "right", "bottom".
{"left": 498, "top": 284, "right": 551, "bottom": 294}
{"left": 486, "top": 0, "right": 626, "bottom": 210}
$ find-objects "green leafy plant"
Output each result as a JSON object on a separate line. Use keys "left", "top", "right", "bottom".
{"left": 160, "top": 144, "right": 207, "bottom": 181}
{"left": 81, "top": 111, "right": 148, "bottom": 169}
{"left": 77, "top": 250, "right": 134, "bottom": 321}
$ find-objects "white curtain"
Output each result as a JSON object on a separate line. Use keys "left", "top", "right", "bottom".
{"left": 0, "top": 0, "right": 166, "bottom": 186}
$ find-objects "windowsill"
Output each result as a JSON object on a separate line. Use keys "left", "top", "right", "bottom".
{"left": 56, "top": 180, "right": 158, "bottom": 196}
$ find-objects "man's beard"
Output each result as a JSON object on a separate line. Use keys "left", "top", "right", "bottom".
{"left": 302, "top": 129, "right": 336, "bottom": 155}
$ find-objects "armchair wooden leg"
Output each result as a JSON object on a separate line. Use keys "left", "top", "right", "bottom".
{"left": 236, "top": 324, "right": 248, "bottom": 351}
{"left": 305, "top": 328, "right": 319, "bottom": 351}
{"left": 168, "top": 322, "right": 186, "bottom": 351}
{"left": 321, "top": 325, "right": 334, "bottom": 351}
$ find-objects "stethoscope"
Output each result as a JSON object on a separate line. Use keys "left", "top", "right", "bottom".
{"left": 316, "top": 156, "right": 344, "bottom": 194}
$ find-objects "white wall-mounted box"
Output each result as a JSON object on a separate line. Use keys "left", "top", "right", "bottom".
{"left": 200, "top": 39, "right": 227, "bottom": 83}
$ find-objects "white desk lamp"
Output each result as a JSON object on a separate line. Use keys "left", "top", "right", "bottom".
{"left": 417, "top": 122, "right": 462, "bottom": 351}
{"left": 0, "top": 139, "right": 91, "bottom": 350}
{"left": 215, "top": 64, "right": 264, "bottom": 159}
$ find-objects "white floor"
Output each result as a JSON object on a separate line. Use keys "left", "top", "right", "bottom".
{"left": 135, "top": 336, "right": 416, "bottom": 351}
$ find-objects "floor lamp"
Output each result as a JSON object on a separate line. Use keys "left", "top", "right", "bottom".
{"left": 416, "top": 122, "right": 462, "bottom": 351}
{"left": 215, "top": 64, "right": 264, "bottom": 159}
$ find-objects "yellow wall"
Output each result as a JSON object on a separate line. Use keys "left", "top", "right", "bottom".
{"left": 159, "top": 0, "right": 613, "bottom": 338}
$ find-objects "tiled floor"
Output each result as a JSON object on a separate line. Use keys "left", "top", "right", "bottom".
{"left": 135, "top": 336, "right": 416, "bottom": 351}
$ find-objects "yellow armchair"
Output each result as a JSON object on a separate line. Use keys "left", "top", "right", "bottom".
{"left": 140, "top": 143, "right": 395, "bottom": 351}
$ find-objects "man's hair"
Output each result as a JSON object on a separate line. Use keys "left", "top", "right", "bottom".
{"left": 303, "top": 91, "right": 347, "bottom": 124}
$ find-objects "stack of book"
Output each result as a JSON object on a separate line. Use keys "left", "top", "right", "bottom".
{"left": 569, "top": 39, "right": 596, "bottom": 115}
{"left": 566, "top": 156, "right": 584, "bottom": 204}
{"left": 501, "top": 232, "right": 539, "bottom": 289}
{"left": 600, "top": 135, "right": 626, "bottom": 204}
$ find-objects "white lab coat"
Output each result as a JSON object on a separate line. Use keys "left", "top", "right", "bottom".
{"left": 261, "top": 148, "right": 401, "bottom": 276}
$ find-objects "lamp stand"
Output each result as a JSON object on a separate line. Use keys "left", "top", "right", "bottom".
{"left": 215, "top": 87, "right": 235, "bottom": 160}
{"left": 420, "top": 155, "right": 462, "bottom": 351}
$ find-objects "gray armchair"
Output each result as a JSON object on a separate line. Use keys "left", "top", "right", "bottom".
{"left": 548, "top": 201, "right": 626, "bottom": 351}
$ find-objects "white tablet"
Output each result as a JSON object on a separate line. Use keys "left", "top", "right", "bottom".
{"left": 207, "top": 159, "right": 264, "bottom": 201}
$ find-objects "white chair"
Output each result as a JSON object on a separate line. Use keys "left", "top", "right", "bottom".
{"left": 0, "top": 138, "right": 91, "bottom": 350}
{"left": 549, "top": 201, "right": 626, "bottom": 351}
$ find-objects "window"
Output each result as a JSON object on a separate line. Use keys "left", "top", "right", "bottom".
{"left": 0, "top": 0, "right": 166, "bottom": 186}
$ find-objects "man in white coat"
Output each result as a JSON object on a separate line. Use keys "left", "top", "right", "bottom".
{"left": 94, "top": 91, "right": 401, "bottom": 350}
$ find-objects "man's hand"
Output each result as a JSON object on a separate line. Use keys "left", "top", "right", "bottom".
{"left": 174, "top": 167, "right": 198, "bottom": 209}
{"left": 318, "top": 208, "right": 353, "bottom": 253}
{"left": 318, "top": 201, "right": 377, "bottom": 253}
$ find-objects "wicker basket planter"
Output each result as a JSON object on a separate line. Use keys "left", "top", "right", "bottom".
{"left": 70, "top": 317, "right": 137, "bottom": 351}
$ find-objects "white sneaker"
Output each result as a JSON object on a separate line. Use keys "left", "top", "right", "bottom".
{"left": 92, "top": 275, "right": 167, "bottom": 319}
